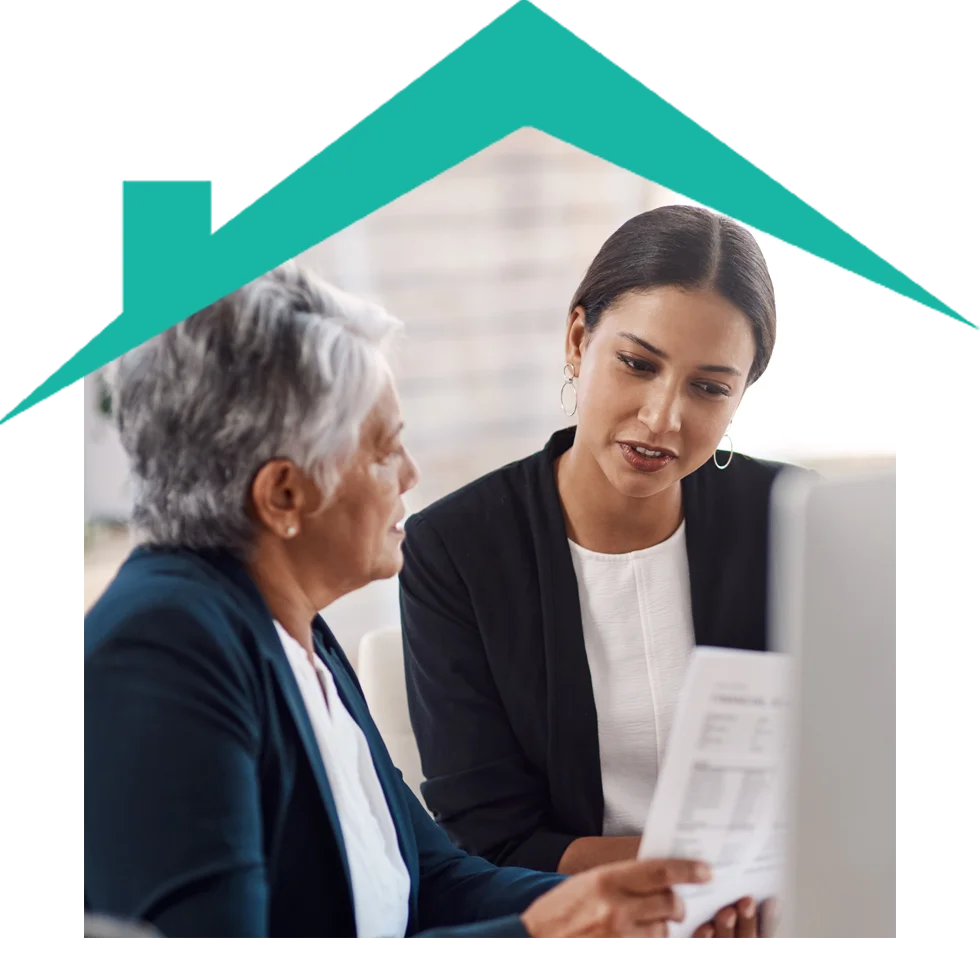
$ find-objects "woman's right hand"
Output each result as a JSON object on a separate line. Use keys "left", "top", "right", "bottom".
{"left": 521, "top": 858, "right": 711, "bottom": 938}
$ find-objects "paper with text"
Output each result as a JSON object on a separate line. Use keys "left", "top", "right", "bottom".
{"left": 638, "top": 647, "right": 792, "bottom": 937}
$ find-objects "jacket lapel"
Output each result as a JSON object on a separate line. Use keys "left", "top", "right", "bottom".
{"left": 310, "top": 618, "right": 421, "bottom": 930}
{"left": 681, "top": 463, "right": 725, "bottom": 647}
{"left": 534, "top": 428, "right": 605, "bottom": 835}
{"left": 199, "top": 552, "right": 356, "bottom": 913}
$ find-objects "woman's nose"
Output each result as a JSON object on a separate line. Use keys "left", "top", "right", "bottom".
{"left": 638, "top": 383, "right": 683, "bottom": 434}
{"left": 401, "top": 450, "right": 421, "bottom": 494}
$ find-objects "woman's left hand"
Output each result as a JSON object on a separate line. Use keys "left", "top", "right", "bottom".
{"left": 692, "top": 897, "right": 778, "bottom": 937}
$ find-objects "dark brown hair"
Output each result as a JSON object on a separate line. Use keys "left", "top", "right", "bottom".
{"left": 569, "top": 205, "right": 776, "bottom": 383}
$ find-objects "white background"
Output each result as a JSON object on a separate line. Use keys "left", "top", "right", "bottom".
{"left": 1, "top": 0, "right": 975, "bottom": 966}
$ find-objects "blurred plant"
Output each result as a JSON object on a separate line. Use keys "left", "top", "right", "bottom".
{"left": 96, "top": 372, "right": 113, "bottom": 418}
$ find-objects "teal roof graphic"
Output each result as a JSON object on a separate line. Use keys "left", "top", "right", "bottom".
{"left": 2, "top": 0, "right": 972, "bottom": 426}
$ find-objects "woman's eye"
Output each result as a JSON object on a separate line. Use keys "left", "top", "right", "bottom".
{"left": 617, "top": 353, "right": 655, "bottom": 373}
{"left": 694, "top": 382, "right": 730, "bottom": 397}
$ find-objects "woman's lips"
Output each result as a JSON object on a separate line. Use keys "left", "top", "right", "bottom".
{"left": 618, "top": 442, "right": 677, "bottom": 473}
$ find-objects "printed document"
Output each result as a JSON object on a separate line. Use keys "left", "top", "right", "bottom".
{"left": 638, "top": 647, "right": 792, "bottom": 937}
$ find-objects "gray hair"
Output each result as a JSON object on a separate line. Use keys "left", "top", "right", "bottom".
{"left": 110, "top": 262, "right": 400, "bottom": 557}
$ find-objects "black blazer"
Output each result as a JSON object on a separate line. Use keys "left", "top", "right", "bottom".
{"left": 399, "top": 426, "right": 793, "bottom": 873}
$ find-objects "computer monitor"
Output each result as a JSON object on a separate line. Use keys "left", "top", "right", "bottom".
{"left": 769, "top": 466, "right": 896, "bottom": 938}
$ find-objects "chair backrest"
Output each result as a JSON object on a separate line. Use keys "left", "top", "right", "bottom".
{"left": 84, "top": 913, "right": 160, "bottom": 937}
{"left": 356, "top": 626, "right": 427, "bottom": 809}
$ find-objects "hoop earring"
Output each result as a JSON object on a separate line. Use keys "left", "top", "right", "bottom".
{"left": 560, "top": 363, "right": 577, "bottom": 417}
{"left": 713, "top": 430, "right": 734, "bottom": 470}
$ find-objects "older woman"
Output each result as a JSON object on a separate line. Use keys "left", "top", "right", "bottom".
{"left": 84, "top": 263, "right": 710, "bottom": 938}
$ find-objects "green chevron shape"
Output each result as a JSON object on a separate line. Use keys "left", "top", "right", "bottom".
{"left": 2, "top": 0, "right": 972, "bottom": 426}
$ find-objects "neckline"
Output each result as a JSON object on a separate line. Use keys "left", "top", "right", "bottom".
{"left": 567, "top": 519, "right": 687, "bottom": 562}
{"left": 545, "top": 428, "right": 687, "bottom": 564}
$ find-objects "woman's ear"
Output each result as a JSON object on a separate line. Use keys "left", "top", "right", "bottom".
{"left": 250, "top": 459, "right": 307, "bottom": 537}
{"left": 565, "top": 306, "right": 589, "bottom": 374}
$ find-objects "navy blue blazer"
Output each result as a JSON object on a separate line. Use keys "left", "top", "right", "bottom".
{"left": 84, "top": 547, "right": 563, "bottom": 937}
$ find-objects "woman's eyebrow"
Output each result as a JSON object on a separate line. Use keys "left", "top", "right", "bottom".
{"left": 618, "top": 332, "right": 667, "bottom": 359}
{"left": 617, "top": 332, "right": 742, "bottom": 376}
{"left": 698, "top": 363, "right": 742, "bottom": 377}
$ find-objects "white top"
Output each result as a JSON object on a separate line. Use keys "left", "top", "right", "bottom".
{"left": 274, "top": 621, "right": 411, "bottom": 938}
{"left": 568, "top": 522, "right": 696, "bottom": 836}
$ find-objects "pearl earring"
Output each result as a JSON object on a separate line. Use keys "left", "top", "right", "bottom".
{"left": 286, "top": 526, "right": 297, "bottom": 538}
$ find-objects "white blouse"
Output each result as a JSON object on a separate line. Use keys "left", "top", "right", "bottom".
{"left": 274, "top": 621, "right": 411, "bottom": 938}
{"left": 568, "top": 522, "right": 696, "bottom": 836}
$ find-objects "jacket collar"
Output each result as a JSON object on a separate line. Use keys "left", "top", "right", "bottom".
{"left": 532, "top": 429, "right": 605, "bottom": 832}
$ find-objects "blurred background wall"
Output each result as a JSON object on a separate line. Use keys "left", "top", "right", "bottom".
{"left": 84, "top": 129, "right": 895, "bottom": 653}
